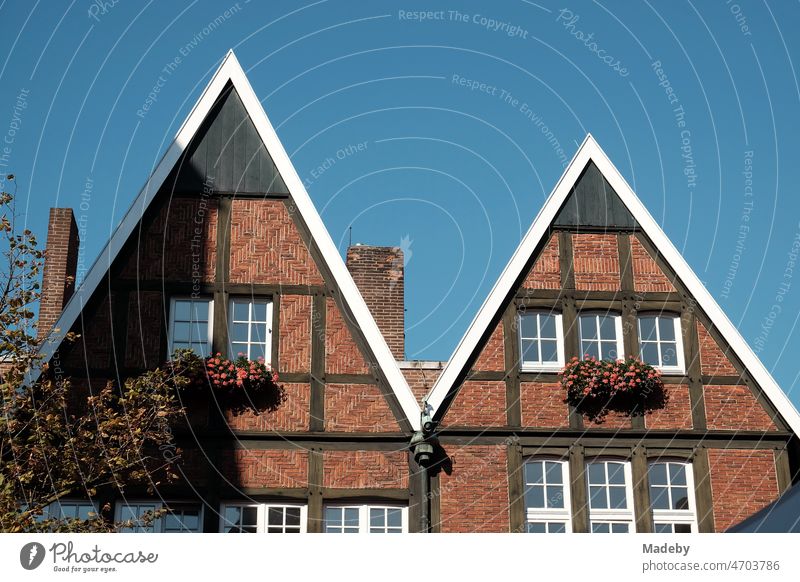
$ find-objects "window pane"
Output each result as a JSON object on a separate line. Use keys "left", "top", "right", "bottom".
{"left": 540, "top": 340, "right": 558, "bottom": 363}
{"left": 599, "top": 316, "right": 616, "bottom": 340}
{"left": 607, "top": 463, "right": 625, "bottom": 485}
{"left": 549, "top": 522, "right": 566, "bottom": 533}
{"left": 545, "top": 461, "right": 563, "bottom": 484}
{"left": 250, "top": 344, "right": 266, "bottom": 362}
{"left": 286, "top": 507, "right": 301, "bottom": 526}
{"left": 370, "top": 508, "right": 384, "bottom": 528}
{"left": 520, "top": 314, "right": 537, "bottom": 339}
{"left": 324, "top": 508, "right": 341, "bottom": 527}
{"left": 639, "top": 317, "right": 657, "bottom": 341}
{"left": 387, "top": 508, "right": 402, "bottom": 528}
{"left": 344, "top": 508, "right": 359, "bottom": 528}
{"left": 674, "top": 523, "right": 692, "bottom": 533}
{"left": 661, "top": 343, "right": 678, "bottom": 366}
{"left": 669, "top": 463, "right": 687, "bottom": 486}
{"left": 654, "top": 522, "right": 673, "bottom": 533}
{"left": 251, "top": 302, "right": 268, "bottom": 321}
{"left": 268, "top": 507, "right": 283, "bottom": 526}
{"left": 525, "top": 462, "right": 543, "bottom": 485}
{"left": 539, "top": 314, "right": 556, "bottom": 338}
{"left": 250, "top": 322, "right": 266, "bottom": 344}
{"left": 591, "top": 522, "right": 610, "bottom": 533}
{"left": 231, "top": 323, "right": 248, "bottom": 343}
{"left": 650, "top": 486, "right": 670, "bottom": 510}
{"left": 658, "top": 317, "right": 676, "bottom": 341}
{"left": 582, "top": 341, "right": 599, "bottom": 360}
{"left": 587, "top": 463, "right": 606, "bottom": 485}
{"left": 609, "top": 486, "right": 627, "bottom": 509}
{"left": 601, "top": 341, "right": 618, "bottom": 360}
{"left": 580, "top": 316, "right": 598, "bottom": 340}
{"left": 640, "top": 342, "right": 659, "bottom": 365}
{"left": 173, "top": 322, "right": 191, "bottom": 342}
{"left": 589, "top": 486, "right": 607, "bottom": 509}
{"left": 649, "top": 463, "right": 668, "bottom": 486}
{"left": 546, "top": 486, "right": 564, "bottom": 509}
{"left": 174, "top": 300, "right": 191, "bottom": 320}
{"left": 526, "top": 522, "right": 546, "bottom": 533}
{"left": 524, "top": 485, "right": 545, "bottom": 509}
{"left": 521, "top": 339, "right": 539, "bottom": 364}
{"left": 189, "top": 302, "right": 208, "bottom": 321}
{"left": 673, "top": 488, "right": 690, "bottom": 510}
{"left": 232, "top": 301, "right": 249, "bottom": 321}
{"left": 611, "top": 523, "right": 629, "bottom": 533}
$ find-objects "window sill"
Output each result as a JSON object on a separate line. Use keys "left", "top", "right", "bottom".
{"left": 520, "top": 366, "right": 563, "bottom": 374}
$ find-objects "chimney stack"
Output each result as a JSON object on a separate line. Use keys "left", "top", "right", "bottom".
{"left": 346, "top": 245, "right": 405, "bottom": 360}
{"left": 38, "top": 208, "right": 79, "bottom": 339}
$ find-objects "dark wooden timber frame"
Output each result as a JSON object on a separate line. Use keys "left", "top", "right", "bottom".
{"left": 432, "top": 228, "right": 797, "bottom": 533}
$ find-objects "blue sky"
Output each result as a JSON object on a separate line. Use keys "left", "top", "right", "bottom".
{"left": 1, "top": 1, "right": 799, "bottom": 404}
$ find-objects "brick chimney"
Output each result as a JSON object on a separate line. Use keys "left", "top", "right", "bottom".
{"left": 38, "top": 208, "right": 79, "bottom": 339}
{"left": 346, "top": 245, "right": 405, "bottom": 360}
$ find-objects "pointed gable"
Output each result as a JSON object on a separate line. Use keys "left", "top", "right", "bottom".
{"left": 39, "top": 51, "right": 421, "bottom": 432}
{"left": 426, "top": 135, "right": 800, "bottom": 436}
{"left": 168, "top": 82, "right": 288, "bottom": 195}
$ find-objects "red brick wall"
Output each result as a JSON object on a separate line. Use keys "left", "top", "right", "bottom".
{"left": 439, "top": 445, "right": 510, "bottom": 532}
{"left": 120, "top": 197, "right": 217, "bottom": 282}
{"left": 325, "top": 298, "right": 369, "bottom": 375}
{"left": 324, "top": 384, "right": 399, "bottom": 432}
{"left": 630, "top": 236, "right": 676, "bottom": 293}
{"left": 225, "top": 383, "right": 311, "bottom": 432}
{"left": 223, "top": 449, "right": 309, "bottom": 488}
{"left": 708, "top": 449, "right": 779, "bottom": 531}
{"left": 229, "top": 199, "right": 323, "bottom": 285}
{"left": 584, "top": 410, "right": 631, "bottom": 429}
{"left": 474, "top": 321, "right": 505, "bottom": 371}
{"left": 704, "top": 385, "right": 777, "bottom": 431}
{"left": 322, "top": 450, "right": 408, "bottom": 488}
{"left": 346, "top": 246, "right": 405, "bottom": 360}
{"left": 572, "top": 233, "right": 620, "bottom": 291}
{"left": 39, "top": 208, "right": 79, "bottom": 338}
{"left": 522, "top": 233, "right": 560, "bottom": 289}
{"left": 696, "top": 321, "right": 738, "bottom": 376}
{"left": 645, "top": 384, "right": 692, "bottom": 429}
{"left": 278, "top": 295, "right": 311, "bottom": 373}
{"left": 65, "top": 292, "right": 115, "bottom": 370}
{"left": 441, "top": 381, "right": 507, "bottom": 427}
{"left": 520, "top": 382, "right": 569, "bottom": 428}
{"left": 124, "top": 291, "right": 163, "bottom": 369}
{"left": 401, "top": 365, "right": 443, "bottom": 405}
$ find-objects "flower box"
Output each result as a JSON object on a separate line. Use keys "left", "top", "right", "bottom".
{"left": 560, "top": 356, "right": 668, "bottom": 423}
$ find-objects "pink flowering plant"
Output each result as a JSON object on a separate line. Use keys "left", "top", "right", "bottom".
{"left": 167, "top": 350, "right": 285, "bottom": 415}
{"left": 560, "top": 356, "right": 668, "bottom": 422}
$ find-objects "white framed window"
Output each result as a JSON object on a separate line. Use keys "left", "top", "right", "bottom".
{"left": 638, "top": 314, "right": 684, "bottom": 373}
{"left": 220, "top": 503, "right": 306, "bottom": 533}
{"left": 40, "top": 500, "right": 98, "bottom": 522}
{"left": 586, "top": 459, "right": 635, "bottom": 533}
{"left": 649, "top": 460, "right": 697, "bottom": 533}
{"left": 578, "top": 312, "right": 624, "bottom": 360}
{"left": 519, "top": 311, "right": 564, "bottom": 371}
{"left": 323, "top": 504, "right": 407, "bottom": 533}
{"left": 523, "top": 458, "right": 571, "bottom": 533}
{"left": 228, "top": 297, "right": 273, "bottom": 362}
{"left": 168, "top": 297, "right": 213, "bottom": 357}
{"left": 115, "top": 501, "right": 203, "bottom": 533}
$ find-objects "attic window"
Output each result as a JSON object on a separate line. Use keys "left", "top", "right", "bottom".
{"left": 168, "top": 297, "right": 213, "bottom": 357}
{"left": 228, "top": 297, "right": 273, "bottom": 362}
{"left": 637, "top": 315, "right": 684, "bottom": 373}
{"left": 519, "top": 311, "right": 564, "bottom": 371}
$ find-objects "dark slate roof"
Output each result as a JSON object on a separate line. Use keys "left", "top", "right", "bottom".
{"left": 727, "top": 482, "right": 800, "bottom": 532}
{"left": 553, "top": 161, "right": 638, "bottom": 229}
{"left": 167, "top": 81, "right": 289, "bottom": 194}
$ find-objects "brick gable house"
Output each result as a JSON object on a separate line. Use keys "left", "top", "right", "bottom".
{"left": 36, "top": 52, "right": 799, "bottom": 533}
